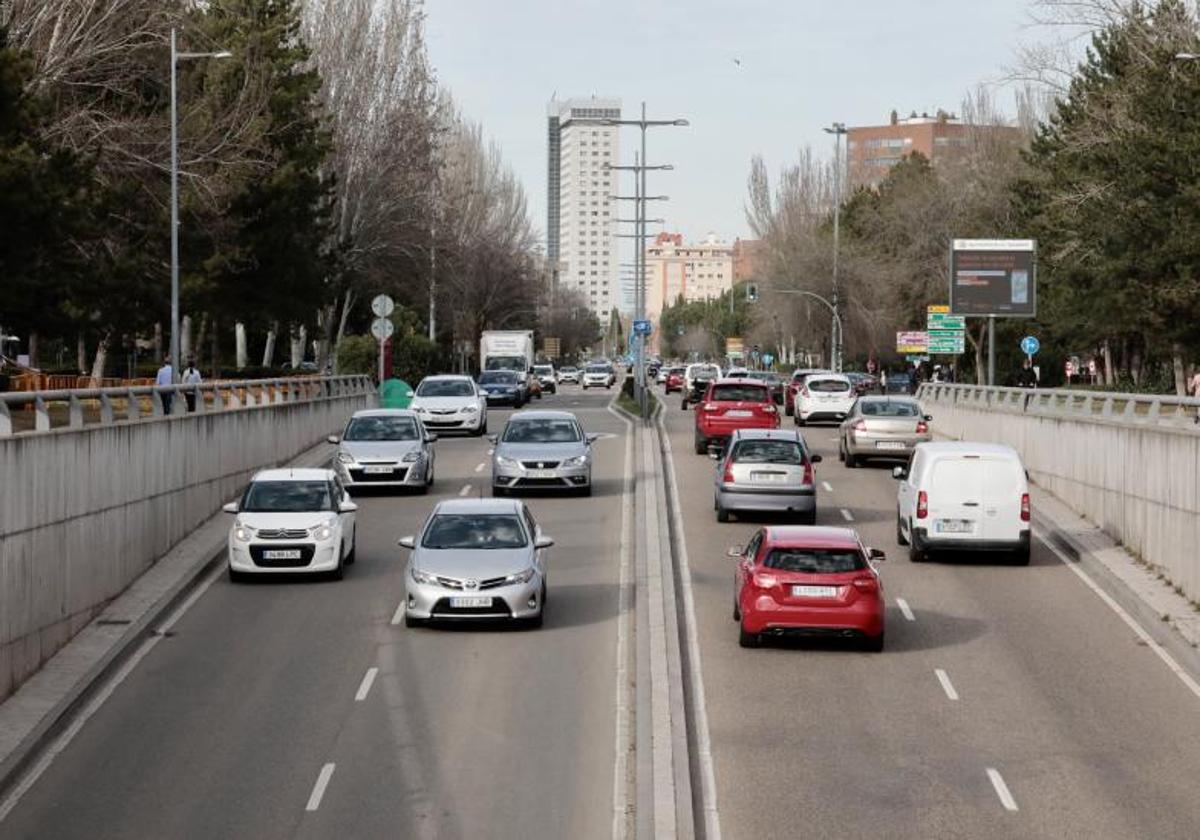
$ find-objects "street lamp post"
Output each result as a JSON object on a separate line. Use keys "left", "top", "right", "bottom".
{"left": 170, "top": 29, "right": 231, "bottom": 382}
{"left": 823, "top": 122, "right": 847, "bottom": 372}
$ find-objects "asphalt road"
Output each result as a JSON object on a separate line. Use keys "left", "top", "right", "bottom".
{"left": 0, "top": 386, "right": 630, "bottom": 840}
{"left": 661, "top": 391, "right": 1200, "bottom": 840}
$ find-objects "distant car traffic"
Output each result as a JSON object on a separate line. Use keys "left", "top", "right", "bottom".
{"left": 794, "top": 373, "right": 856, "bottom": 426}
{"left": 744, "top": 370, "right": 786, "bottom": 406}
{"left": 844, "top": 371, "right": 879, "bottom": 396}
{"left": 223, "top": 468, "right": 358, "bottom": 581}
{"left": 712, "top": 428, "right": 821, "bottom": 524}
{"left": 532, "top": 364, "right": 557, "bottom": 394}
{"left": 557, "top": 366, "right": 580, "bottom": 384}
{"left": 894, "top": 441, "right": 1031, "bottom": 565}
{"left": 329, "top": 409, "right": 436, "bottom": 490}
{"left": 491, "top": 410, "right": 598, "bottom": 496}
{"left": 399, "top": 498, "right": 552, "bottom": 628}
{"left": 693, "top": 378, "right": 780, "bottom": 454}
{"left": 410, "top": 375, "right": 487, "bottom": 436}
{"left": 883, "top": 370, "right": 915, "bottom": 395}
{"left": 731, "top": 526, "right": 886, "bottom": 650}
{"left": 479, "top": 369, "right": 527, "bottom": 406}
{"left": 582, "top": 363, "right": 615, "bottom": 389}
{"left": 838, "top": 396, "right": 931, "bottom": 467}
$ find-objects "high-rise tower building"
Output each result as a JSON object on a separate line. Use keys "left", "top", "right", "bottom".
{"left": 547, "top": 97, "right": 621, "bottom": 322}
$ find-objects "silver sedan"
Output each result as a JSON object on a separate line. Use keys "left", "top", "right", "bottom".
{"left": 837, "top": 395, "right": 932, "bottom": 468}
{"left": 329, "top": 409, "right": 436, "bottom": 491}
{"left": 490, "top": 410, "right": 598, "bottom": 496}
{"left": 399, "top": 498, "right": 553, "bottom": 627}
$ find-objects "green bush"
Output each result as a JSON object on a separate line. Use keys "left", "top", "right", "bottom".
{"left": 393, "top": 334, "right": 442, "bottom": 384}
{"left": 335, "top": 335, "right": 377, "bottom": 375}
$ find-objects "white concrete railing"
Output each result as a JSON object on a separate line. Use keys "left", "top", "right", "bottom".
{"left": 917, "top": 382, "right": 1200, "bottom": 604}
{"left": 0, "top": 375, "right": 374, "bottom": 437}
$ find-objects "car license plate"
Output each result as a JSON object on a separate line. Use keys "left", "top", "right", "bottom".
{"left": 726, "top": 410, "right": 752, "bottom": 418}
{"left": 450, "top": 596, "right": 494, "bottom": 608}
{"left": 262, "top": 549, "right": 301, "bottom": 560}
{"left": 527, "top": 469, "right": 557, "bottom": 479}
{"left": 875, "top": 441, "right": 906, "bottom": 450}
{"left": 792, "top": 585, "right": 838, "bottom": 598}
{"left": 935, "top": 519, "right": 974, "bottom": 534}
{"left": 363, "top": 465, "right": 393, "bottom": 474}
{"left": 750, "top": 471, "right": 786, "bottom": 482}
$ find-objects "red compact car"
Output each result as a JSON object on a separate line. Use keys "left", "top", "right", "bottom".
{"left": 693, "top": 378, "right": 780, "bottom": 454}
{"left": 664, "top": 368, "right": 685, "bottom": 393}
{"left": 731, "top": 526, "right": 886, "bottom": 650}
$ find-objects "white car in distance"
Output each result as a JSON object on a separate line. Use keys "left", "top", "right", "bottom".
{"left": 223, "top": 468, "right": 358, "bottom": 581}
{"left": 410, "top": 375, "right": 488, "bottom": 436}
{"left": 794, "top": 373, "right": 856, "bottom": 426}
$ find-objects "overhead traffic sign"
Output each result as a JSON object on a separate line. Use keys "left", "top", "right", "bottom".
{"left": 1021, "top": 335, "right": 1040, "bottom": 356}
{"left": 371, "top": 294, "right": 395, "bottom": 318}
{"left": 928, "top": 312, "right": 966, "bottom": 331}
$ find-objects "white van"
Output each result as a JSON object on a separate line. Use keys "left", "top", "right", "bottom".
{"left": 893, "top": 442, "right": 1030, "bottom": 564}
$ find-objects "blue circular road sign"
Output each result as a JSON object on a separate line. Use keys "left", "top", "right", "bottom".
{"left": 1020, "top": 336, "right": 1040, "bottom": 356}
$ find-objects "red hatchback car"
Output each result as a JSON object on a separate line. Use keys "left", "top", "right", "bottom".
{"left": 731, "top": 526, "right": 886, "bottom": 650}
{"left": 664, "top": 367, "right": 685, "bottom": 394}
{"left": 693, "top": 378, "right": 780, "bottom": 454}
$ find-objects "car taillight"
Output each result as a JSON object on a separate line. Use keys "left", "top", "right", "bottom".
{"left": 852, "top": 419, "right": 867, "bottom": 431}
{"left": 852, "top": 575, "right": 879, "bottom": 593}
{"left": 800, "top": 387, "right": 810, "bottom": 397}
{"left": 752, "top": 573, "right": 778, "bottom": 589}
{"left": 916, "top": 490, "right": 928, "bottom": 519}
{"left": 761, "top": 404, "right": 776, "bottom": 414}
{"left": 1021, "top": 492, "right": 1030, "bottom": 522}
{"left": 802, "top": 459, "right": 814, "bottom": 485}
{"left": 702, "top": 402, "right": 718, "bottom": 412}
{"left": 916, "top": 420, "right": 928, "bottom": 434}
{"left": 723, "top": 460, "right": 736, "bottom": 483}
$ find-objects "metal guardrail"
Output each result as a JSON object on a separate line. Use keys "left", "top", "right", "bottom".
{"left": 0, "top": 375, "right": 375, "bottom": 437}
{"left": 917, "top": 383, "right": 1200, "bottom": 430}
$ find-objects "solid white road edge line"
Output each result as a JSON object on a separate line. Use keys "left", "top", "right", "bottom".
{"left": 355, "top": 667, "right": 379, "bottom": 702}
{"left": 986, "top": 767, "right": 1019, "bottom": 812}
{"left": 1039, "top": 531, "right": 1200, "bottom": 702}
{"left": 458, "top": 484, "right": 471, "bottom": 497}
{"left": 305, "top": 763, "right": 336, "bottom": 812}
{"left": 821, "top": 481, "right": 833, "bottom": 493}
{"left": 0, "top": 564, "right": 223, "bottom": 824}
{"left": 934, "top": 668, "right": 960, "bottom": 701}
{"left": 840, "top": 508, "right": 854, "bottom": 522}
{"left": 606, "top": 403, "right": 634, "bottom": 840}
{"left": 896, "top": 598, "right": 915, "bottom": 622}
{"left": 658, "top": 412, "right": 723, "bottom": 840}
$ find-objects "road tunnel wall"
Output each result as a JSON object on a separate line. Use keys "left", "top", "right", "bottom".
{"left": 917, "top": 384, "right": 1200, "bottom": 606}
{"left": 0, "top": 388, "right": 373, "bottom": 701}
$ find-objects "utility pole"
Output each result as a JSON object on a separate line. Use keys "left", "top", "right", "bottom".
{"left": 823, "top": 122, "right": 847, "bottom": 372}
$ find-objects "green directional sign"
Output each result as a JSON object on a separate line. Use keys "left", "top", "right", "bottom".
{"left": 927, "top": 313, "right": 966, "bottom": 330}
{"left": 928, "top": 335, "right": 966, "bottom": 354}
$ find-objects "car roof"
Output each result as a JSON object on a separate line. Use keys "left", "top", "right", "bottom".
{"left": 431, "top": 498, "right": 524, "bottom": 515}
{"left": 420, "top": 374, "right": 472, "bottom": 381}
{"left": 349, "top": 408, "right": 418, "bottom": 418}
{"left": 251, "top": 467, "right": 335, "bottom": 482}
{"left": 914, "top": 441, "right": 1018, "bottom": 457}
{"left": 730, "top": 428, "right": 804, "bottom": 442}
{"left": 858, "top": 394, "right": 917, "bottom": 402}
{"left": 807, "top": 373, "right": 851, "bottom": 382}
{"left": 507, "top": 409, "right": 579, "bottom": 422}
{"left": 711, "top": 377, "right": 769, "bottom": 386}
{"left": 764, "top": 526, "right": 861, "bottom": 549}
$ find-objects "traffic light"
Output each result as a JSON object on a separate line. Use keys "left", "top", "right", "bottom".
{"left": 746, "top": 283, "right": 759, "bottom": 303}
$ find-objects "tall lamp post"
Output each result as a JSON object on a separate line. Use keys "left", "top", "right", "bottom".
{"left": 170, "top": 29, "right": 231, "bottom": 381}
{"left": 823, "top": 122, "right": 847, "bottom": 372}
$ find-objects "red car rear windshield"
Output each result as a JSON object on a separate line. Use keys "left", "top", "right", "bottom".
{"left": 710, "top": 384, "right": 768, "bottom": 402}
{"left": 764, "top": 549, "right": 865, "bottom": 573}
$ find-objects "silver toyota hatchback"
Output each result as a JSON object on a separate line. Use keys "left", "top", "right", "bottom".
{"left": 399, "top": 498, "right": 553, "bottom": 627}
{"left": 329, "top": 409, "right": 437, "bottom": 491}
{"left": 490, "top": 410, "right": 598, "bottom": 496}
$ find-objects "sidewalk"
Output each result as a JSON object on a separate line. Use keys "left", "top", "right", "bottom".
{"left": 0, "top": 439, "right": 337, "bottom": 798}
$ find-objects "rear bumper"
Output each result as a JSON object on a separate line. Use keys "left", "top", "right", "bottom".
{"left": 799, "top": 409, "right": 850, "bottom": 422}
{"left": 717, "top": 486, "right": 815, "bottom": 513}
{"left": 696, "top": 421, "right": 780, "bottom": 440}
{"left": 912, "top": 528, "right": 1030, "bottom": 554}
{"left": 742, "top": 594, "right": 884, "bottom": 636}
{"left": 846, "top": 434, "right": 929, "bottom": 458}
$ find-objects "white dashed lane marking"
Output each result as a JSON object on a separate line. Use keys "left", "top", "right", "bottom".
{"left": 896, "top": 598, "right": 915, "bottom": 621}
{"left": 459, "top": 484, "right": 472, "bottom": 497}
{"left": 986, "top": 768, "right": 1019, "bottom": 812}
{"left": 355, "top": 667, "right": 378, "bottom": 702}
{"left": 306, "top": 763, "right": 336, "bottom": 811}
{"left": 821, "top": 481, "right": 833, "bottom": 492}
{"left": 935, "top": 668, "right": 959, "bottom": 701}
{"left": 839, "top": 508, "right": 854, "bottom": 522}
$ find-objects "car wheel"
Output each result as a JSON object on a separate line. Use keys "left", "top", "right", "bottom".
{"left": 329, "top": 550, "right": 344, "bottom": 581}
{"left": 426, "top": 462, "right": 435, "bottom": 486}
{"left": 845, "top": 451, "right": 858, "bottom": 469}
{"left": 716, "top": 504, "right": 730, "bottom": 523}
{"left": 577, "top": 483, "right": 593, "bottom": 497}
{"left": 908, "top": 522, "right": 926, "bottom": 563}
{"left": 345, "top": 530, "right": 357, "bottom": 565}
{"left": 732, "top": 597, "right": 741, "bottom": 621}
{"left": 694, "top": 433, "right": 707, "bottom": 455}
{"left": 738, "top": 622, "right": 760, "bottom": 648}
{"left": 862, "top": 631, "right": 885, "bottom": 653}
{"left": 404, "top": 611, "right": 424, "bottom": 629}
{"left": 681, "top": 399, "right": 689, "bottom": 411}
{"left": 1011, "top": 547, "right": 1031, "bottom": 566}
{"left": 796, "top": 416, "right": 806, "bottom": 427}
{"left": 493, "top": 485, "right": 507, "bottom": 497}
{"left": 228, "top": 566, "right": 249, "bottom": 584}
{"left": 798, "top": 509, "right": 817, "bottom": 526}
{"left": 896, "top": 512, "right": 909, "bottom": 546}
{"left": 838, "top": 440, "right": 846, "bottom": 462}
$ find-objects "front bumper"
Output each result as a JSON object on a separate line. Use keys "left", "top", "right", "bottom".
{"left": 416, "top": 410, "right": 484, "bottom": 432}
{"left": 493, "top": 460, "right": 591, "bottom": 491}
{"left": 911, "top": 527, "right": 1031, "bottom": 554}
{"left": 337, "top": 458, "right": 427, "bottom": 487}
{"left": 406, "top": 575, "right": 544, "bottom": 620}
{"left": 228, "top": 539, "right": 340, "bottom": 574}
{"left": 581, "top": 377, "right": 610, "bottom": 388}
{"left": 717, "top": 485, "right": 815, "bottom": 513}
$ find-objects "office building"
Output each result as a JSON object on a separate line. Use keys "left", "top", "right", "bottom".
{"left": 645, "top": 231, "right": 733, "bottom": 326}
{"left": 547, "top": 97, "right": 621, "bottom": 322}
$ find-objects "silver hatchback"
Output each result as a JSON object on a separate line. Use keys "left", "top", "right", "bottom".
{"left": 399, "top": 498, "right": 553, "bottom": 627}
{"left": 838, "top": 396, "right": 932, "bottom": 467}
{"left": 491, "top": 410, "right": 598, "bottom": 496}
{"left": 712, "top": 429, "right": 822, "bottom": 524}
{"left": 330, "top": 409, "right": 437, "bottom": 491}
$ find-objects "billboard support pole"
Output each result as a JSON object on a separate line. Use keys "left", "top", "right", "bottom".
{"left": 987, "top": 316, "right": 996, "bottom": 386}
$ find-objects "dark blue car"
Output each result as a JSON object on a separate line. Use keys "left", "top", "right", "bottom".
{"left": 479, "top": 370, "right": 525, "bottom": 406}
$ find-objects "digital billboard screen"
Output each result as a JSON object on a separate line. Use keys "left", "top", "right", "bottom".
{"left": 950, "top": 239, "right": 1036, "bottom": 317}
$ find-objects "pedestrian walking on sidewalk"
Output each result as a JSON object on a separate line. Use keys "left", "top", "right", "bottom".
{"left": 156, "top": 356, "right": 174, "bottom": 414}
{"left": 182, "top": 358, "right": 202, "bottom": 412}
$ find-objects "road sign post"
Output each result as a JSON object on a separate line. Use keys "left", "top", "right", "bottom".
{"left": 370, "top": 316, "right": 395, "bottom": 383}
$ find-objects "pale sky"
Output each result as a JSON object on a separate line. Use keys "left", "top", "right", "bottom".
{"left": 425, "top": 0, "right": 1038, "bottom": 248}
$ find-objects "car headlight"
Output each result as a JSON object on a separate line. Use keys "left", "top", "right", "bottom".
{"left": 504, "top": 567, "right": 536, "bottom": 585}
{"left": 495, "top": 455, "right": 521, "bottom": 469}
{"left": 234, "top": 522, "right": 254, "bottom": 542}
{"left": 462, "top": 405, "right": 479, "bottom": 413}
{"left": 310, "top": 523, "right": 334, "bottom": 541}
{"left": 401, "top": 450, "right": 421, "bottom": 463}
{"left": 562, "top": 454, "right": 589, "bottom": 467}
{"left": 337, "top": 452, "right": 354, "bottom": 464}
{"left": 411, "top": 566, "right": 438, "bottom": 585}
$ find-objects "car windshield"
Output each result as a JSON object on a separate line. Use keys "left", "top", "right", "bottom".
{"left": 670, "top": 367, "right": 686, "bottom": 375}
{"left": 533, "top": 366, "right": 552, "bottom": 375}
{"left": 808, "top": 379, "right": 851, "bottom": 393}
{"left": 241, "top": 480, "right": 333, "bottom": 512}
{"left": 691, "top": 366, "right": 720, "bottom": 379}
{"left": 746, "top": 372, "right": 777, "bottom": 382}
{"left": 861, "top": 400, "right": 920, "bottom": 417}
{"left": 765, "top": 548, "right": 865, "bottom": 573}
{"left": 344, "top": 415, "right": 419, "bottom": 441}
{"left": 416, "top": 379, "right": 474, "bottom": 397}
{"left": 561, "top": 367, "right": 577, "bottom": 373}
{"left": 503, "top": 418, "right": 582, "bottom": 443}
{"left": 421, "top": 514, "right": 528, "bottom": 549}
{"left": 711, "top": 384, "right": 768, "bottom": 402}
{"left": 480, "top": 371, "right": 517, "bottom": 385}
{"left": 585, "top": 365, "right": 609, "bottom": 374}
{"left": 732, "top": 440, "right": 804, "bottom": 465}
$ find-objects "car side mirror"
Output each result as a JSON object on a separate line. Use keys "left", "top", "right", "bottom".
{"left": 726, "top": 546, "right": 743, "bottom": 558}
{"left": 708, "top": 449, "right": 721, "bottom": 461}
{"left": 406, "top": 390, "right": 414, "bottom": 398}
{"left": 586, "top": 433, "right": 600, "bottom": 444}
{"left": 339, "top": 500, "right": 358, "bottom": 513}
{"left": 327, "top": 435, "right": 340, "bottom": 444}
{"left": 425, "top": 433, "right": 438, "bottom": 443}
{"left": 398, "top": 536, "right": 416, "bottom": 549}
{"left": 868, "top": 547, "right": 886, "bottom": 562}
{"left": 892, "top": 466, "right": 907, "bottom": 480}
{"left": 535, "top": 536, "right": 555, "bottom": 549}
{"left": 222, "top": 501, "right": 239, "bottom": 514}
{"left": 810, "top": 453, "right": 823, "bottom": 463}
{"left": 924, "top": 414, "right": 933, "bottom": 422}
{"left": 487, "top": 434, "right": 498, "bottom": 444}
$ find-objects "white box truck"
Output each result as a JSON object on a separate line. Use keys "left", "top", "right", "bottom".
{"left": 480, "top": 330, "right": 535, "bottom": 400}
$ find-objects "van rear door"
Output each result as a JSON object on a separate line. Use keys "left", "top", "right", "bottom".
{"left": 979, "top": 457, "right": 1025, "bottom": 542}
{"left": 927, "top": 457, "right": 984, "bottom": 539}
